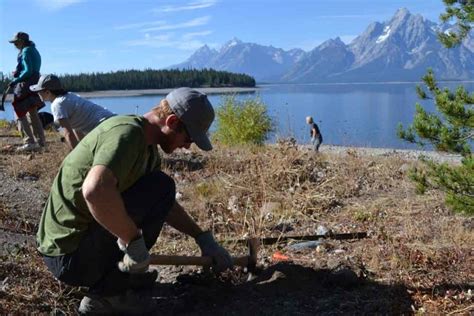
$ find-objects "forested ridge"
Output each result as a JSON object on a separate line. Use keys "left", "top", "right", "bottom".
{"left": 0, "top": 68, "right": 256, "bottom": 92}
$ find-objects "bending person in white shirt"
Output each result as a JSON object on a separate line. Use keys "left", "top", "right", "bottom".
{"left": 30, "top": 74, "right": 115, "bottom": 149}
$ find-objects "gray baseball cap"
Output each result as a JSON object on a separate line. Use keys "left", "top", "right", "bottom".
{"left": 9, "top": 32, "right": 29, "bottom": 43}
{"left": 166, "top": 87, "right": 215, "bottom": 151}
{"left": 30, "top": 74, "right": 63, "bottom": 92}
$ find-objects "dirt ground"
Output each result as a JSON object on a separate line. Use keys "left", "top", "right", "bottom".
{"left": 0, "top": 130, "right": 472, "bottom": 315}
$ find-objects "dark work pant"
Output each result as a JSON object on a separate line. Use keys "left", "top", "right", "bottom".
{"left": 43, "top": 171, "right": 176, "bottom": 295}
{"left": 312, "top": 135, "right": 323, "bottom": 152}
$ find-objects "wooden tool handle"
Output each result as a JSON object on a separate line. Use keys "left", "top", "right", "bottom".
{"left": 150, "top": 254, "right": 249, "bottom": 267}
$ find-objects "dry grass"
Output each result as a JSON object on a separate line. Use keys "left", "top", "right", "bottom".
{"left": 0, "top": 131, "right": 472, "bottom": 314}
{"left": 0, "top": 245, "right": 82, "bottom": 315}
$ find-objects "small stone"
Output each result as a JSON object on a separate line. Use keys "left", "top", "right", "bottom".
{"left": 272, "top": 222, "right": 294, "bottom": 233}
{"left": 326, "top": 258, "right": 340, "bottom": 270}
{"left": 316, "top": 225, "right": 330, "bottom": 236}
{"left": 398, "top": 163, "right": 411, "bottom": 174}
{"left": 260, "top": 202, "right": 281, "bottom": 221}
{"left": 227, "top": 195, "right": 239, "bottom": 213}
{"left": 316, "top": 245, "right": 326, "bottom": 253}
{"left": 247, "top": 273, "right": 258, "bottom": 282}
{"left": 288, "top": 240, "right": 323, "bottom": 251}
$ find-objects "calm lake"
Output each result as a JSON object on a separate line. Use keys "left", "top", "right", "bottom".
{"left": 2, "top": 82, "right": 473, "bottom": 149}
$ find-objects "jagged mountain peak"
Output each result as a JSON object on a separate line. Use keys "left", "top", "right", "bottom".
{"left": 388, "top": 7, "right": 429, "bottom": 33}
{"left": 194, "top": 44, "right": 217, "bottom": 54}
{"left": 318, "top": 37, "right": 345, "bottom": 49}
{"left": 198, "top": 44, "right": 211, "bottom": 51}
{"left": 222, "top": 37, "right": 243, "bottom": 49}
{"left": 169, "top": 8, "right": 473, "bottom": 83}
{"left": 189, "top": 45, "right": 218, "bottom": 58}
{"left": 393, "top": 7, "right": 411, "bottom": 20}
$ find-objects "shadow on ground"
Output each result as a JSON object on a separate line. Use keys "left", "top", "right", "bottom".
{"left": 151, "top": 263, "right": 413, "bottom": 315}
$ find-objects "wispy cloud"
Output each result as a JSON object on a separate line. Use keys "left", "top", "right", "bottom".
{"left": 141, "top": 16, "right": 210, "bottom": 32}
{"left": 124, "top": 31, "right": 212, "bottom": 51}
{"left": 34, "top": 0, "right": 83, "bottom": 11}
{"left": 182, "top": 30, "right": 213, "bottom": 41}
{"left": 153, "top": 0, "right": 217, "bottom": 13}
{"left": 316, "top": 14, "right": 376, "bottom": 19}
{"left": 114, "top": 21, "right": 166, "bottom": 31}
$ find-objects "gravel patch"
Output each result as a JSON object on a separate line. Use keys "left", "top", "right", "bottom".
{"left": 0, "top": 170, "right": 46, "bottom": 255}
{"left": 0, "top": 170, "right": 47, "bottom": 220}
{"left": 314, "top": 144, "right": 463, "bottom": 164}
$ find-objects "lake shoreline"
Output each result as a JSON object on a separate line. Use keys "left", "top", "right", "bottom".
{"left": 312, "top": 144, "right": 463, "bottom": 164}
{"left": 73, "top": 87, "right": 259, "bottom": 98}
{"left": 4, "top": 86, "right": 259, "bottom": 101}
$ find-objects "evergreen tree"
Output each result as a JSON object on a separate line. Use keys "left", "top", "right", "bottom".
{"left": 0, "top": 68, "right": 255, "bottom": 92}
{"left": 398, "top": 0, "right": 473, "bottom": 214}
{"left": 438, "top": 0, "right": 474, "bottom": 48}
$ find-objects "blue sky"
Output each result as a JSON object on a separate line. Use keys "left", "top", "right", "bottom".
{"left": 1, "top": 0, "right": 447, "bottom": 76}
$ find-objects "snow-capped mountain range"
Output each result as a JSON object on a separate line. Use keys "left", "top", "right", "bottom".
{"left": 170, "top": 8, "right": 473, "bottom": 83}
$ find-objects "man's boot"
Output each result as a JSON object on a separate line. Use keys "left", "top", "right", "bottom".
{"left": 78, "top": 289, "right": 158, "bottom": 315}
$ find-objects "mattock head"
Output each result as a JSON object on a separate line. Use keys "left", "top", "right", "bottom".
{"left": 246, "top": 237, "right": 259, "bottom": 273}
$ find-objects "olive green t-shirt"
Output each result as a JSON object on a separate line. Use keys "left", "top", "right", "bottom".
{"left": 37, "top": 115, "right": 161, "bottom": 256}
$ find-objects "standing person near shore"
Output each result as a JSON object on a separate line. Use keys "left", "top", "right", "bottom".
{"left": 306, "top": 116, "right": 323, "bottom": 152}
{"left": 30, "top": 74, "right": 115, "bottom": 150}
{"left": 36, "top": 87, "right": 233, "bottom": 314}
{"left": 8, "top": 32, "right": 46, "bottom": 151}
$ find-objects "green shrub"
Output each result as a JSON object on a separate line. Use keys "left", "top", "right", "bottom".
{"left": 214, "top": 95, "right": 274, "bottom": 146}
{"left": 0, "top": 119, "right": 9, "bottom": 129}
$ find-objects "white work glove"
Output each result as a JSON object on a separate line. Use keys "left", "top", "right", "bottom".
{"left": 195, "top": 231, "right": 233, "bottom": 272}
{"left": 117, "top": 234, "right": 150, "bottom": 274}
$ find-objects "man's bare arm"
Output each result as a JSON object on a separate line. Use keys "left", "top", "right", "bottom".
{"left": 165, "top": 201, "right": 204, "bottom": 238}
{"left": 82, "top": 165, "right": 140, "bottom": 244}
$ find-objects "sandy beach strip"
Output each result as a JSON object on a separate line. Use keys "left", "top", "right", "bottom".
{"left": 74, "top": 87, "right": 259, "bottom": 98}
{"left": 3, "top": 87, "right": 259, "bottom": 102}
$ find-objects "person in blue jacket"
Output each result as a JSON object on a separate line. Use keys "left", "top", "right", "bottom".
{"left": 9, "top": 32, "right": 45, "bottom": 151}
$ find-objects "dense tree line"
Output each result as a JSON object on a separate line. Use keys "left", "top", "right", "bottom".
{"left": 0, "top": 68, "right": 255, "bottom": 92}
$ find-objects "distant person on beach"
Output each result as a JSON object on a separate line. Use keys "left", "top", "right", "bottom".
{"left": 9, "top": 31, "right": 46, "bottom": 152}
{"left": 36, "top": 87, "right": 233, "bottom": 314}
{"left": 30, "top": 74, "right": 114, "bottom": 149}
{"left": 306, "top": 116, "right": 323, "bottom": 152}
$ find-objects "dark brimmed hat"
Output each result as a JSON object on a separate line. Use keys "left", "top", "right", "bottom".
{"left": 9, "top": 32, "right": 29, "bottom": 43}
{"left": 30, "top": 74, "right": 62, "bottom": 92}
{"left": 165, "top": 87, "right": 215, "bottom": 151}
